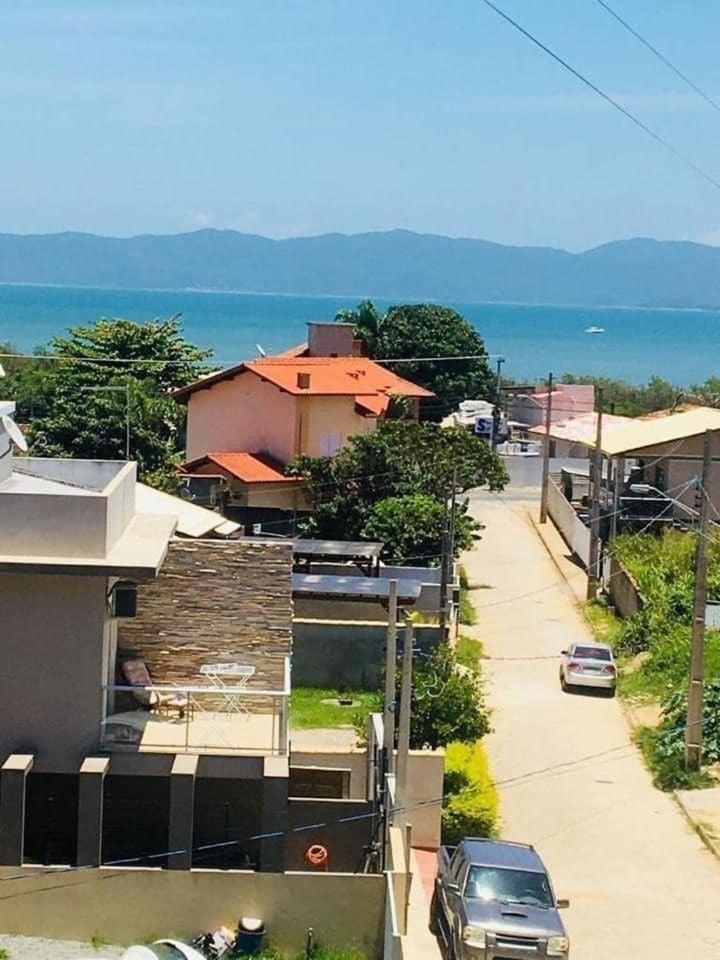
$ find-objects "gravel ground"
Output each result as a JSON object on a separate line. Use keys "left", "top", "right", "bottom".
{"left": 0, "top": 934, "right": 125, "bottom": 960}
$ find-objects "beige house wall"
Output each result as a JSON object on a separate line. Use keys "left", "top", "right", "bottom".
{"left": 118, "top": 539, "right": 293, "bottom": 694}
{"left": 299, "top": 395, "right": 377, "bottom": 458}
{"left": 0, "top": 866, "right": 385, "bottom": 956}
{"left": 0, "top": 573, "right": 111, "bottom": 772}
{"left": 185, "top": 374, "right": 298, "bottom": 462}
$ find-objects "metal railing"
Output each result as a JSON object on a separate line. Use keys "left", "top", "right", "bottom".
{"left": 101, "top": 657, "right": 290, "bottom": 756}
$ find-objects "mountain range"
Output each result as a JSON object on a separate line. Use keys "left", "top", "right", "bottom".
{"left": 0, "top": 228, "right": 719, "bottom": 308}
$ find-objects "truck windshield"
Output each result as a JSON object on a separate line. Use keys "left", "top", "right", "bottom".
{"left": 465, "top": 866, "right": 554, "bottom": 908}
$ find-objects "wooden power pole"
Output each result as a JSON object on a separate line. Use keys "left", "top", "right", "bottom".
{"left": 685, "top": 431, "right": 713, "bottom": 769}
{"left": 395, "top": 620, "right": 413, "bottom": 827}
{"left": 539, "top": 372, "right": 554, "bottom": 524}
{"left": 586, "top": 389, "right": 604, "bottom": 600}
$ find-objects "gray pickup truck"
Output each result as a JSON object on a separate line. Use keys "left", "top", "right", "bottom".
{"left": 431, "top": 838, "right": 569, "bottom": 960}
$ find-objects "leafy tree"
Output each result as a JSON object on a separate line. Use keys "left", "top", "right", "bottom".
{"left": 288, "top": 421, "right": 508, "bottom": 545}
{"left": 361, "top": 494, "right": 477, "bottom": 566}
{"left": 334, "top": 299, "right": 384, "bottom": 355}
{"left": 377, "top": 303, "right": 494, "bottom": 421}
{"left": 25, "top": 317, "right": 211, "bottom": 488}
{"left": 406, "top": 645, "right": 490, "bottom": 750}
{"left": 336, "top": 300, "right": 495, "bottom": 421}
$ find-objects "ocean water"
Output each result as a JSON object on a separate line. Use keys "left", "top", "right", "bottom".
{"left": 0, "top": 282, "right": 718, "bottom": 385}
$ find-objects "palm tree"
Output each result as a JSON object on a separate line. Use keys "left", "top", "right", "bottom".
{"left": 334, "top": 299, "right": 384, "bottom": 357}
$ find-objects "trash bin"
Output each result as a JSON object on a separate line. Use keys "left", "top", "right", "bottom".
{"left": 234, "top": 917, "right": 265, "bottom": 956}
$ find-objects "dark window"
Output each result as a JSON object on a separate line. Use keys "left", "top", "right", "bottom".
{"left": 573, "top": 646, "right": 611, "bottom": 661}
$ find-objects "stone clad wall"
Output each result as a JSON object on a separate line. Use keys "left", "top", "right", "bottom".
{"left": 118, "top": 539, "right": 293, "bottom": 697}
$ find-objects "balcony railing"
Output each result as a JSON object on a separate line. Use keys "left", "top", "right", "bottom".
{"left": 101, "top": 657, "right": 290, "bottom": 756}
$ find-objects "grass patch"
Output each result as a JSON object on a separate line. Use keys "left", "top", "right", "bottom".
{"left": 583, "top": 598, "right": 622, "bottom": 645}
{"left": 458, "top": 565, "right": 477, "bottom": 626}
{"left": 455, "top": 634, "right": 484, "bottom": 670}
{"left": 442, "top": 740, "right": 499, "bottom": 844}
{"left": 89, "top": 937, "right": 109, "bottom": 952}
{"left": 290, "top": 687, "right": 381, "bottom": 730}
{"left": 584, "top": 599, "right": 661, "bottom": 703}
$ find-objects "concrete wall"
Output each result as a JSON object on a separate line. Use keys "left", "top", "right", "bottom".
{"left": 501, "top": 456, "right": 591, "bottom": 490}
{"left": 605, "top": 553, "right": 645, "bottom": 619}
{"left": 292, "top": 620, "right": 443, "bottom": 689}
{"left": 547, "top": 477, "right": 591, "bottom": 567}
{"left": 0, "top": 866, "right": 385, "bottom": 957}
{"left": 185, "top": 373, "right": 298, "bottom": 463}
{"left": 285, "top": 797, "right": 375, "bottom": 873}
{"left": 0, "top": 573, "right": 109, "bottom": 771}
{"left": 119, "top": 539, "right": 293, "bottom": 694}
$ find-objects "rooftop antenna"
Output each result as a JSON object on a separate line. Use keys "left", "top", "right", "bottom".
{"left": 256, "top": 344, "right": 267, "bottom": 357}
{"left": 1, "top": 414, "right": 28, "bottom": 452}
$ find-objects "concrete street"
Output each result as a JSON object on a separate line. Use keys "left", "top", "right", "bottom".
{"left": 462, "top": 491, "right": 720, "bottom": 959}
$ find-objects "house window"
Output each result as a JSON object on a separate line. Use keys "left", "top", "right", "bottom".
{"left": 320, "top": 433, "right": 342, "bottom": 456}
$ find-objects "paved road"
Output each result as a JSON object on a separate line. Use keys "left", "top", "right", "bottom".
{"left": 462, "top": 493, "right": 720, "bottom": 960}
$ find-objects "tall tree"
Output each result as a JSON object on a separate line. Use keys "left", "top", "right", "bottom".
{"left": 334, "top": 298, "right": 384, "bottom": 355}
{"left": 25, "top": 317, "right": 211, "bottom": 489}
{"left": 288, "top": 420, "right": 507, "bottom": 546}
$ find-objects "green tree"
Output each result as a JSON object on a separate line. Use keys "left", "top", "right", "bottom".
{"left": 376, "top": 304, "right": 494, "bottom": 421}
{"left": 406, "top": 645, "right": 490, "bottom": 750}
{"left": 334, "top": 298, "right": 384, "bottom": 355}
{"left": 26, "top": 317, "right": 211, "bottom": 488}
{"left": 559, "top": 373, "right": 680, "bottom": 417}
{"left": 361, "top": 494, "right": 477, "bottom": 566}
{"left": 288, "top": 420, "right": 507, "bottom": 545}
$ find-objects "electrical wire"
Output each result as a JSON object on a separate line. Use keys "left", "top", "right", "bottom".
{"left": 593, "top": 0, "right": 720, "bottom": 116}
{"left": 479, "top": 0, "right": 720, "bottom": 193}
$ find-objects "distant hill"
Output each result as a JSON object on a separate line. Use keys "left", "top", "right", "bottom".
{"left": 1, "top": 228, "right": 719, "bottom": 308}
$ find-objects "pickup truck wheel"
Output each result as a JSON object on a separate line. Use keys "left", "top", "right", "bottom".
{"left": 429, "top": 891, "right": 439, "bottom": 935}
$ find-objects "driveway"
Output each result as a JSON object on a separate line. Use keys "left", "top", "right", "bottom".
{"left": 461, "top": 492, "right": 720, "bottom": 959}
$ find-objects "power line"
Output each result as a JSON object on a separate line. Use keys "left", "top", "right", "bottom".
{"left": 479, "top": 0, "right": 720, "bottom": 193}
{"left": 594, "top": 0, "right": 720, "bottom": 115}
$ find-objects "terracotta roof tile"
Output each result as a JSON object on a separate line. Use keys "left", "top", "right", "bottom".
{"left": 182, "top": 451, "right": 292, "bottom": 484}
{"left": 246, "top": 357, "right": 433, "bottom": 400}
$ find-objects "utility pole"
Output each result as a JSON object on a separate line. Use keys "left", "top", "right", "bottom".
{"left": 490, "top": 356, "right": 505, "bottom": 451}
{"left": 685, "top": 431, "right": 713, "bottom": 769}
{"left": 395, "top": 620, "right": 413, "bottom": 828}
{"left": 439, "top": 493, "right": 450, "bottom": 634}
{"left": 383, "top": 580, "right": 398, "bottom": 776}
{"left": 586, "top": 388, "right": 604, "bottom": 600}
{"left": 539, "top": 372, "right": 554, "bottom": 524}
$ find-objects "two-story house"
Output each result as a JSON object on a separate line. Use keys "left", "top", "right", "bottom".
{"left": 174, "top": 323, "right": 432, "bottom": 528}
{"left": 0, "top": 400, "right": 294, "bottom": 873}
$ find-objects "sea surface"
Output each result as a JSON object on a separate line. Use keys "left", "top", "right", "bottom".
{"left": 0, "top": 283, "right": 718, "bottom": 385}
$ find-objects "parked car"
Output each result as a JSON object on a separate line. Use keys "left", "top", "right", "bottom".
{"left": 559, "top": 641, "right": 617, "bottom": 695}
{"left": 431, "top": 838, "right": 570, "bottom": 959}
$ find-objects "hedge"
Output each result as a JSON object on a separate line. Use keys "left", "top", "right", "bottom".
{"left": 441, "top": 740, "right": 498, "bottom": 844}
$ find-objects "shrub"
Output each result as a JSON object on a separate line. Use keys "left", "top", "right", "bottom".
{"left": 442, "top": 741, "right": 498, "bottom": 844}
{"left": 406, "top": 645, "right": 491, "bottom": 749}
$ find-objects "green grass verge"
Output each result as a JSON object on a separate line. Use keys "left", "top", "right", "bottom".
{"left": 458, "top": 565, "right": 477, "bottom": 626}
{"left": 634, "top": 726, "right": 715, "bottom": 791}
{"left": 290, "top": 687, "right": 381, "bottom": 729}
{"left": 455, "top": 634, "right": 484, "bottom": 670}
{"left": 442, "top": 740, "right": 499, "bottom": 844}
{"left": 583, "top": 599, "right": 659, "bottom": 701}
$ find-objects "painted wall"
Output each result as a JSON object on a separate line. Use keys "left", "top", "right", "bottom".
{"left": 546, "top": 478, "right": 591, "bottom": 566}
{"left": 0, "top": 867, "right": 385, "bottom": 957}
{"left": 300, "top": 395, "right": 376, "bottom": 458}
{"left": 292, "top": 620, "right": 443, "bottom": 689}
{"left": 0, "top": 573, "right": 110, "bottom": 771}
{"left": 185, "top": 374, "right": 297, "bottom": 462}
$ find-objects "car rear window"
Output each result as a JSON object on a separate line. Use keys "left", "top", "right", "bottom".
{"left": 574, "top": 645, "right": 611, "bottom": 661}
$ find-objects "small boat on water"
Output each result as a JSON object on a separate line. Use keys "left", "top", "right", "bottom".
{"left": 585, "top": 325, "right": 605, "bottom": 334}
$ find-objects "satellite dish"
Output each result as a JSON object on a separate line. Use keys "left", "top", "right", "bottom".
{"left": 256, "top": 343, "right": 267, "bottom": 357}
{"left": 1, "top": 415, "right": 28, "bottom": 452}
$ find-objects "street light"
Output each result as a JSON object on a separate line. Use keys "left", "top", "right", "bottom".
{"left": 80, "top": 384, "right": 131, "bottom": 459}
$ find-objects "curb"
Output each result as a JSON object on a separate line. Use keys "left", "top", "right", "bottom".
{"left": 524, "top": 507, "right": 588, "bottom": 614}
{"left": 673, "top": 791, "right": 720, "bottom": 864}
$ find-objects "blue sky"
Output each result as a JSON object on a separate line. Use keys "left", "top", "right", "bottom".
{"left": 2, "top": 0, "right": 720, "bottom": 250}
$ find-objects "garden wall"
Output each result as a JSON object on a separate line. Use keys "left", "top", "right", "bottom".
{"left": 605, "top": 552, "right": 645, "bottom": 618}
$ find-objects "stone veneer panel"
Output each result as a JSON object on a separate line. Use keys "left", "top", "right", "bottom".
{"left": 118, "top": 539, "right": 293, "bottom": 700}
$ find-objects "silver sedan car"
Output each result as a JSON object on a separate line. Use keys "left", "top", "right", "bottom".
{"left": 559, "top": 641, "right": 617, "bottom": 695}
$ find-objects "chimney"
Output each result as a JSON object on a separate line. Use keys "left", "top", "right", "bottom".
{"left": 297, "top": 372, "right": 311, "bottom": 390}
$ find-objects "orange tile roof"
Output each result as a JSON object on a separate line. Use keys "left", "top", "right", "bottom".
{"left": 355, "top": 394, "right": 390, "bottom": 417}
{"left": 182, "top": 451, "right": 292, "bottom": 484}
{"left": 246, "top": 357, "right": 433, "bottom": 400}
